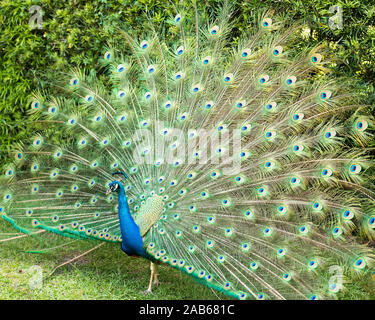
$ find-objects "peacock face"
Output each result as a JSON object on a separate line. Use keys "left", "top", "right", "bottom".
{"left": 106, "top": 181, "right": 120, "bottom": 195}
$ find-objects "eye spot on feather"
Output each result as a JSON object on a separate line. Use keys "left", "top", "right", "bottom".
{"left": 85, "top": 95, "right": 94, "bottom": 103}
{"left": 32, "top": 219, "right": 40, "bottom": 227}
{"left": 285, "top": 76, "right": 296, "bottom": 86}
{"left": 49, "top": 169, "right": 59, "bottom": 179}
{"left": 292, "top": 113, "right": 304, "bottom": 122}
{"left": 48, "top": 106, "right": 57, "bottom": 114}
{"left": 207, "top": 216, "right": 215, "bottom": 224}
{"left": 140, "top": 40, "right": 149, "bottom": 49}
{"left": 293, "top": 144, "right": 304, "bottom": 153}
{"left": 225, "top": 228, "right": 233, "bottom": 237}
{"left": 241, "top": 243, "right": 250, "bottom": 252}
{"left": 298, "top": 225, "right": 309, "bottom": 235}
{"left": 192, "top": 84, "right": 201, "bottom": 93}
{"left": 244, "top": 209, "right": 254, "bottom": 219}
{"left": 117, "top": 64, "right": 125, "bottom": 73}
{"left": 257, "top": 187, "right": 267, "bottom": 196}
{"left": 198, "top": 270, "right": 206, "bottom": 278}
{"left": 319, "top": 90, "right": 331, "bottom": 100}
{"left": 217, "top": 255, "right": 226, "bottom": 263}
{"left": 272, "top": 46, "right": 283, "bottom": 56}
{"left": 31, "top": 163, "right": 39, "bottom": 172}
{"left": 311, "top": 53, "right": 322, "bottom": 64}
{"left": 70, "top": 78, "right": 79, "bottom": 86}
{"left": 265, "top": 102, "right": 276, "bottom": 111}
{"left": 4, "top": 167, "right": 14, "bottom": 177}
{"left": 353, "top": 258, "right": 366, "bottom": 270}
{"left": 56, "top": 189, "right": 63, "bottom": 198}
{"left": 241, "top": 48, "right": 251, "bottom": 58}
{"left": 180, "top": 113, "right": 188, "bottom": 121}
{"left": 202, "top": 56, "right": 212, "bottom": 65}
{"left": 289, "top": 176, "right": 302, "bottom": 187}
{"left": 308, "top": 260, "right": 318, "bottom": 270}
{"left": 259, "top": 75, "right": 269, "bottom": 84}
{"left": 224, "top": 73, "right": 233, "bottom": 83}
{"left": 31, "top": 184, "right": 39, "bottom": 193}
{"left": 264, "top": 161, "right": 275, "bottom": 169}
{"left": 342, "top": 209, "right": 354, "bottom": 220}
{"left": 263, "top": 227, "right": 273, "bottom": 236}
{"left": 174, "top": 14, "right": 181, "bottom": 23}
{"left": 262, "top": 18, "right": 272, "bottom": 28}
{"left": 354, "top": 119, "right": 368, "bottom": 132}
{"left": 206, "top": 240, "right": 214, "bottom": 248}
{"left": 31, "top": 101, "right": 40, "bottom": 110}
{"left": 265, "top": 130, "right": 276, "bottom": 140}
{"left": 68, "top": 118, "right": 76, "bottom": 125}
{"left": 241, "top": 124, "right": 250, "bottom": 133}
{"left": 235, "top": 100, "right": 246, "bottom": 109}
{"left": 210, "top": 26, "right": 219, "bottom": 35}
{"left": 3, "top": 193, "right": 12, "bottom": 201}
{"left": 282, "top": 273, "right": 292, "bottom": 281}
{"left": 365, "top": 215, "right": 375, "bottom": 229}
{"left": 277, "top": 205, "right": 287, "bottom": 215}
{"left": 321, "top": 167, "right": 333, "bottom": 177}
{"left": 349, "top": 163, "right": 361, "bottom": 174}
{"left": 204, "top": 101, "right": 214, "bottom": 110}
{"left": 104, "top": 51, "right": 112, "bottom": 60}
{"left": 175, "top": 71, "right": 183, "bottom": 80}
{"left": 33, "top": 137, "right": 43, "bottom": 148}
{"left": 147, "top": 65, "right": 155, "bottom": 74}
{"left": 277, "top": 248, "right": 286, "bottom": 257}
{"left": 15, "top": 152, "right": 23, "bottom": 161}
{"left": 250, "top": 261, "right": 258, "bottom": 270}
{"left": 332, "top": 226, "right": 343, "bottom": 237}
{"left": 176, "top": 46, "right": 184, "bottom": 55}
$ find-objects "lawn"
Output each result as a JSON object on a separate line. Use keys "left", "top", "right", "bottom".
{"left": 0, "top": 221, "right": 230, "bottom": 300}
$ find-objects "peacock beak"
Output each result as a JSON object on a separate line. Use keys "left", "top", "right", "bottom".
{"left": 106, "top": 188, "right": 112, "bottom": 195}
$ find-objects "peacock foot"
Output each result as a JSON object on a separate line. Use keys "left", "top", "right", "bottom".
{"left": 144, "top": 289, "right": 152, "bottom": 295}
{"left": 153, "top": 280, "right": 160, "bottom": 287}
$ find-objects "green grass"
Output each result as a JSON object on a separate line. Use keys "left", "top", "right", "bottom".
{"left": 0, "top": 221, "right": 230, "bottom": 300}
{"left": 1, "top": 220, "right": 375, "bottom": 300}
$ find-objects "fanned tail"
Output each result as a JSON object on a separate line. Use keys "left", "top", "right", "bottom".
{"left": 1, "top": 2, "right": 374, "bottom": 300}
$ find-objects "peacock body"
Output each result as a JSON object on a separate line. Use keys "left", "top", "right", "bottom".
{"left": 1, "top": 2, "right": 375, "bottom": 300}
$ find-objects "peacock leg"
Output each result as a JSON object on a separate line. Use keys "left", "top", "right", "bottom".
{"left": 153, "top": 263, "right": 159, "bottom": 287}
{"left": 144, "top": 262, "right": 156, "bottom": 294}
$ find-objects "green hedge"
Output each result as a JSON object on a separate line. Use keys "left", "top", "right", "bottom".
{"left": 1, "top": 0, "right": 374, "bottom": 165}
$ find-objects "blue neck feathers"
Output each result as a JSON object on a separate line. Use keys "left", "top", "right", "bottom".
{"left": 116, "top": 182, "right": 147, "bottom": 258}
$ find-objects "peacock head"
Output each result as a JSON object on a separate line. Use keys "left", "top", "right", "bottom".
{"left": 105, "top": 171, "right": 128, "bottom": 195}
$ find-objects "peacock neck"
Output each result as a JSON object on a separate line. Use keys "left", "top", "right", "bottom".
{"left": 117, "top": 187, "right": 135, "bottom": 235}
{"left": 116, "top": 186, "right": 147, "bottom": 258}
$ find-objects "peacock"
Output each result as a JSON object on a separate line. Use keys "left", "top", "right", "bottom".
{"left": 1, "top": 1, "right": 375, "bottom": 300}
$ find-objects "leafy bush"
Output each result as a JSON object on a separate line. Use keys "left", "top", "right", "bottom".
{"left": 0, "top": 0, "right": 374, "bottom": 165}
